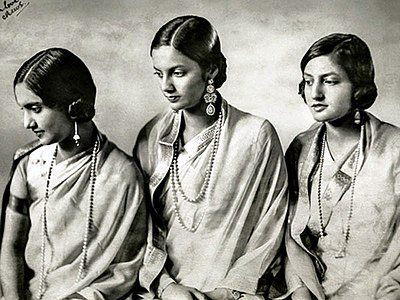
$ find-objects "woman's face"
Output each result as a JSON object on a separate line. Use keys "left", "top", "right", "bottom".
{"left": 303, "top": 55, "right": 353, "bottom": 123}
{"left": 152, "top": 46, "right": 208, "bottom": 112}
{"left": 15, "top": 83, "right": 74, "bottom": 145}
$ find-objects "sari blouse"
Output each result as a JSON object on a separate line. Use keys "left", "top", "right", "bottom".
{"left": 134, "top": 99, "right": 288, "bottom": 296}
{"left": 285, "top": 113, "right": 400, "bottom": 299}
{"left": 2, "top": 132, "right": 147, "bottom": 300}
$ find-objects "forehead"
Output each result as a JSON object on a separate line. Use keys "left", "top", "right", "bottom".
{"left": 151, "top": 46, "right": 201, "bottom": 70}
{"left": 14, "top": 83, "right": 43, "bottom": 106}
{"left": 304, "top": 55, "right": 348, "bottom": 77}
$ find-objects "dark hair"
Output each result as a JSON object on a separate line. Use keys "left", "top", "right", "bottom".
{"left": 299, "top": 33, "right": 377, "bottom": 110}
{"left": 14, "top": 48, "right": 96, "bottom": 122}
{"left": 150, "top": 15, "right": 227, "bottom": 88}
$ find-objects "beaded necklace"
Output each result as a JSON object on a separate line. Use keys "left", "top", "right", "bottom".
{"left": 170, "top": 111, "right": 223, "bottom": 232}
{"left": 37, "top": 139, "right": 99, "bottom": 300}
{"left": 317, "top": 126, "right": 363, "bottom": 258}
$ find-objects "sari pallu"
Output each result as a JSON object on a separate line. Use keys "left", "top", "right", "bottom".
{"left": 284, "top": 113, "right": 400, "bottom": 299}
{"left": 1, "top": 132, "right": 146, "bottom": 300}
{"left": 134, "top": 99, "right": 289, "bottom": 297}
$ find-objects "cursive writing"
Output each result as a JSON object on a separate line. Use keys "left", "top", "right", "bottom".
{"left": 1, "top": 0, "right": 29, "bottom": 20}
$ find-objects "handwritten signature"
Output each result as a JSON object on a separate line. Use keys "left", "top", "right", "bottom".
{"left": 1, "top": 0, "right": 30, "bottom": 20}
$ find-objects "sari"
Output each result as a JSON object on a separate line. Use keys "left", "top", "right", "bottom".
{"left": 1, "top": 131, "right": 146, "bottom": 299}
{"left": 134, "top": 99, "right": 288, "bottom": 298}
{"left": 284, "top": 113, "right": 400, "bottom": 299}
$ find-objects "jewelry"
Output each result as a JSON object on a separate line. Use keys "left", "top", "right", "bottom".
{"left": 37, "top": 139, "right": 99, "bottom": 299}
{"left": 170, "top": 111, "right": 223, "bottom": 232}
{"left": 204, "top": 79, "right": 217, "bottom": 116}
{"left": 354, "top": 108, "right": 361, "bottom": 125}
{"left": 73, "top": 122, "right": 81, "bottom": 147}
{"left": 317, "top": 127, "right": 362, "bottom": 258}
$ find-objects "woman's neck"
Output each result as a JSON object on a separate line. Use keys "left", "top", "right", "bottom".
{"left": 57, "top": 121, "right": 96, "bottom": 163}
{"left": 325, "top": 113, "right": 361, "bottom": 160}
{"left": 181, "top": 101, "right": 220, "bottom": 144}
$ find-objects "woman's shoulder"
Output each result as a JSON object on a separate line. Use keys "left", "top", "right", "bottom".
{"left": 226, "top": 102, "right": 279, "bottom": 139}
{"left": 286, "top": 122, "right": 321, "bottom": 154}
{"left": 368, "top": 113, "right": 400, "bottom": 146}
{"left": 13, "top": 139, "right": 42, "bottom": 161}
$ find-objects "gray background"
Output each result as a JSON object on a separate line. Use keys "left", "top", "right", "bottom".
{"left": 1, "top": 0, "right": 400, "bottom": 192}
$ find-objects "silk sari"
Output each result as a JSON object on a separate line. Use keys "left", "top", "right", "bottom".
{"left": 1, "top": 132, "right": 146, "bottom": 299}
{"left": 284, "top": 113, "right": 400, "bottom": 299}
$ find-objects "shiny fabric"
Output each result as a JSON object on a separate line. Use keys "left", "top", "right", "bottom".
{"left": 284, "top": 113, "right": 400, "bottom": 299}
{"left": 2, "top": 132, "right": 146, "bottom": 300}
{"left": 134, "top": 99, "right": 288, "bottom": 298}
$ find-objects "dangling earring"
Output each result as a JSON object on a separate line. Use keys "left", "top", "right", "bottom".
{"left": 204, "top": 79, "right": 217, "bottom": 116}
{"left": 354, "top": 108, "right": 361, "bottom": 125}
{"left": 73, "top": 121, "right": 81, "bottom": 147}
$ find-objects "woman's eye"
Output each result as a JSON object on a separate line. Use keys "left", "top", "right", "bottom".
{"left": 32, "top": 106, "right": 42, "bottom": 113}
{"left": 153, "top": 72, "right": 163, "bottom": 79}
{"left": 323, "top": 79, "right": 338, "bottom": 85}
{"left": 173, "top": 71, "right": 184, "bottom": 77}
{"left": 304, "top": 80, "right": 312, "bottom": 86}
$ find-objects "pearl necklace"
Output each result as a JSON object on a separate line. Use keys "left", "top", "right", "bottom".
{"left": 317, "top": 127, "right": 362, "bottom": 258}
{"left": 170, "top": 111, "right": 223, "bottom": 232}
{"left": 37, "top": 139, "right": 99, "bottom": 300}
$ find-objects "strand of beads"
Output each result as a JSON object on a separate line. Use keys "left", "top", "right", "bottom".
{"left": 172, "top": 111, "right": 223, "bottom": 203}
{"left": 37, "top": 145, "right": 58, "bottom": 300}
{"left": 317, "top": 126, "right": 363, "bottom": 258}
{"left": 170, "top": 111, "right": 223, "bottom": 232}
{"left": 75, "top": 138, "right": 99, "bottom": 283}
{"left": 37, "top": 138, "right": 99, "bottom": 299}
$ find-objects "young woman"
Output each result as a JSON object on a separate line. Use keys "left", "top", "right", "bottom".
{"left": 134, "top": 15, "right": 288, "bottom": 300}
{"left": 284, "top": 33, "right": 400, "bottom": 299}
{"left": 0, "top": 48, "right": 146, "bottom": 300}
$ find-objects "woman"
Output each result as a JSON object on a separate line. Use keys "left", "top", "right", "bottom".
{"left": 284, "top": 33, "right": 400, "bottom": 299}
{"left": 0, "top": 48, "right": 146, "bottom": 299}
{"left": 134, "top": 15, "right": 288, "bottom": 300}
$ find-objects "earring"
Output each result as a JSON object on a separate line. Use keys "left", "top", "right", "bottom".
{"left": 204, "top": 79, "right": 217, "bottom": 116}
{"left": 354, "top": 108, "right": 361, "bottom": 125}
{"left": 73, "top": 121, "right": 80, "bottom": 147}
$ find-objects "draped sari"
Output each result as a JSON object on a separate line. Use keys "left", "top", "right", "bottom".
{"left": 1, "top": 132, "right": 146, "bottom": 300}
{"left": 284, "top": 113, "right": 400, "bottom": 299}
{"left": 134, "top": 99, "right": 288, "bottom": 298}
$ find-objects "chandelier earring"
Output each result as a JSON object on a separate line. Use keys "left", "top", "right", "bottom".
{"left": 204, "top": 79, "right": 217, "bottom": 116}
{"left": 73, "top": 121, "right": 81, "bottom": 147}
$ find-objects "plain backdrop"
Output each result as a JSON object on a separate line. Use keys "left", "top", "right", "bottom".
{"left": 0, "top": 0, "right": 399, "bottom": 192}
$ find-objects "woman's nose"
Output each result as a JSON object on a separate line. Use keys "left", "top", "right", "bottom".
{"left": 311, "top": 82, "right": 324, "bottom": 100}
{"left": 24, "top": 111, "right": 35, "bottom": 129}
{"left": 161, "top": 76, "right": 174, "bottom": 92}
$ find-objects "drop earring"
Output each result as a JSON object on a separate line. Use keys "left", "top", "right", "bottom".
{"left": 354, "top": 108, "right": 361, "bottom": 125}
{"left": 73, "top": 122, "right": 80, "bottom": 147}
{"left": 204, "top": 79, "right": 217, "bottom": 116}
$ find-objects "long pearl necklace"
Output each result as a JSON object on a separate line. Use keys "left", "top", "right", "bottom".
{"left": 37, "top": 139, "right": 99, "bottom": 300}
{"left": 170, "top": 111, "right": 223, "bottom": 232}
{"left": 317, "top": 127, "right": 362, "bottom": 258}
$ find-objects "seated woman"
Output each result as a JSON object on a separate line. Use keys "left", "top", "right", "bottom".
{"left": 133, "top": 15, "right": 288, "bottom": 300}
{"left": 0, "top": 48, "right": 146, "bottom": 300}
{"left": 284, "top": 33, "right": 400, "bottom": 299}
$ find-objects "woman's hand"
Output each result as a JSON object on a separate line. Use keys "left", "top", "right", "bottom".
{"left": 161, "top": 283, "right": 209, "bottom": 300}
{"left": 206, "top": 288, "right": 234, "bottom": 300}
{"left": 291, "top": 286, "right": 312, "bottom": 300}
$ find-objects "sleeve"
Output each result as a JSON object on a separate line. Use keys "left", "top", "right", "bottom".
{"left": 220, "top": 121, "right": 289, "bottom": 295}
{"left": 9, "top": 156, "right": 29, "bottom": 200}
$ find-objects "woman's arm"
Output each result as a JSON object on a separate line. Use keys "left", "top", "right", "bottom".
{"left": 0, "top": 196, "right": 30, "bottom": 299}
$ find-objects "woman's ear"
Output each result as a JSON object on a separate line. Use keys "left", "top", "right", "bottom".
{"left": 68, "top": 99, "right": 83, "bottom": 120}
{"left": 207, "top": 65, "right": 219, "bottom": 81}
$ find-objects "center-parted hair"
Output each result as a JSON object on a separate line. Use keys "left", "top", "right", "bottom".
{"left": 14, "top": 48, "right": 96, "bottom": 122}
{"left": 299, "top": 33, "right": 378, "bottom": 110}
{"left": 150, "top": 15, "right": 227, "bottom": 89}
